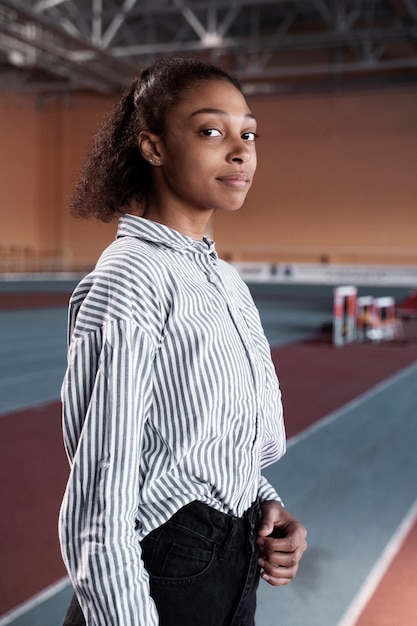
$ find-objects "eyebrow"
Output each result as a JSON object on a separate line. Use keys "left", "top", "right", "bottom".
{"left": 189, "top": 107, "right": 256, "bottom": 120}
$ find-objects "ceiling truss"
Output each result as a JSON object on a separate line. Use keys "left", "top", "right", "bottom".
{"left": 0, "top": 0, "right": 417, "bottom": 95}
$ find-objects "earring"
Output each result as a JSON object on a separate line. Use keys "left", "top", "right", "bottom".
{"left": 149, "top": 158, "right": 161, "bottom": 166}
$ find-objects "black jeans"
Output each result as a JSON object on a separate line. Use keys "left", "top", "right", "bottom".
{"left": 63, "top": 500, "right": 261, "bottom": 626}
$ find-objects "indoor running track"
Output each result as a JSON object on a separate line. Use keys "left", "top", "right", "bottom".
{"left": 1, "top": 281, "right": 416, "bottom": 626}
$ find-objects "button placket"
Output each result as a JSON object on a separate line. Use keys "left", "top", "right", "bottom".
{"left": 207, "top": 271, "right": 219, "bottom": 285}
{"left": 203, "top": 263, "right": 263, "bottom": 394}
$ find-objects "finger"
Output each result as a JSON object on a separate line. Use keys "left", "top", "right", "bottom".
{"left": 260, "top": 569, "right": 296, "bottom": 586}
{"left": 258, "top": 558, "right": 300, "bottom": 586}
{"left": 258, "top": 538, "right": 307, "bottom": 582}
{"left": 259, "top": 531, "right": 306, "bottom": 554}
{"left": 262, "top": 550, "right": 300, "bottom": 569}
{"left": 258, "top": 538, "right": 296, "bottom": 556}
{"left": 257, "top": 500, "right": 286, "bottom": 538}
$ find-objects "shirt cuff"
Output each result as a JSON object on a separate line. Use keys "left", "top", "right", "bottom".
{"left": 258, "top": 474, "right": 284, "bottom": 506}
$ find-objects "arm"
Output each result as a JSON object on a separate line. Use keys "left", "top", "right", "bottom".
{"left": 257, "top": 500, "right": 307, "bottom": 586}
{"left": 59, "top": 319, "right": 159, "bottom": 625}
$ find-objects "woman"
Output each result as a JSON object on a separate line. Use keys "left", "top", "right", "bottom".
{"left": 59, "top": 56, "right": 307, "bottom": 626}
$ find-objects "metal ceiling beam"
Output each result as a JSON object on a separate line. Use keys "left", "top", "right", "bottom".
{"left": 101, "top": 0, "right": 139, "bottom": 47}
{"left": 0, "top": 0, "right": 138, "bottom": 92}
{"left": 0, "top": 0, "right": 416, "bottom": 95}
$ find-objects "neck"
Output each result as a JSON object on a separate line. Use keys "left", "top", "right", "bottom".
{"left": 142, "top": 202, "right": 213, "bottom": 241}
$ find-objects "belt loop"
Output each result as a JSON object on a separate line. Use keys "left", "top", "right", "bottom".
{"left": 219, "top": 517, "right": 238, "bottom": 562}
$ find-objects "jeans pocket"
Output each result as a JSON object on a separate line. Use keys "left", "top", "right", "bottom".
{"left": 141, "top": 523, "right": 217, "bottom": 585}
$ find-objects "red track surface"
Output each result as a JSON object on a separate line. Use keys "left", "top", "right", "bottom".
{"left": 355, "top": 520, "right": 417, "bottom": 626}
{"left": 0, "top": 292, "right": 70, "bottom": 311}
{"left": 273, "top": 324, "right": 417, "bottom": 439}
{"left": 0, "top": 403, "right": 68, "bottom": 613}
{"left": 1, "top": 315, "right": 417, "bottom": 620}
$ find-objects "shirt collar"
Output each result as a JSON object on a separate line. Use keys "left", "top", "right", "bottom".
{"left": 117, "top": 214, "right": 217, "bottom": 258}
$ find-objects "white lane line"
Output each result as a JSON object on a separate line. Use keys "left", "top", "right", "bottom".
{"left": 286, "top": 359, "right": 417, "bottom": 450}
{"left": 0, "top": 577, "right": 70, "bottom": 625}
{"left": 337, "top": 497, "right": 417, "bottom": 626}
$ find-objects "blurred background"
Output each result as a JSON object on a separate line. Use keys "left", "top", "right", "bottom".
{"left": 1, "top": 1, "right": 417, "bottom": 625}
{"left": 1, "top": 0, "right": 417, "bottom": 270}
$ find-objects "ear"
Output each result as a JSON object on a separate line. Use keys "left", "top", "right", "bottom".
{"left": 138, "top": 130, "right": 162, "bottom": 166}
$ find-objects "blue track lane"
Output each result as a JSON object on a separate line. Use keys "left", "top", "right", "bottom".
{"left": 257, "top": 361, "right": 417, "bottom": 626}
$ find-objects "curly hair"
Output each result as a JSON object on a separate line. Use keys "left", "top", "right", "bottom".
{"left": 69, "top": 56, "right": 242, "bottom": 222}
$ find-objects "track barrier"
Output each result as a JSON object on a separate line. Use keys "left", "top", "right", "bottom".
{"left": 334, "top": 288, "right": 402, "bottom": 346}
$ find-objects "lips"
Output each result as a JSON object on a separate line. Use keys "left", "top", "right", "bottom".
{"left": 217, "top": 173, "right": 251, "bottom": 188}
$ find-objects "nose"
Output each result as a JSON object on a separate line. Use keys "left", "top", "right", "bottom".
{"left": 227, "top": 137, "right": 252, "bottom": 164}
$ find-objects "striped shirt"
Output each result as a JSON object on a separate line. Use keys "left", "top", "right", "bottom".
{"left": 59, "top": 214, "right": 286, "bottom": 625}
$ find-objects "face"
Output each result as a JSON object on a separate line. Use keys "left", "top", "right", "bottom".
{"left": 143, "top": 79, "right": 258, "bottom": 222}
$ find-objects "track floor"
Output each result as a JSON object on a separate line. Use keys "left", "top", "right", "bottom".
{"left": 1, "top": 283, "right": 416, "bottom": 625}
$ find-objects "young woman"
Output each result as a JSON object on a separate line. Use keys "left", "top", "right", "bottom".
{"left": 59, "top": 56, "right": 307, "bottom": 626}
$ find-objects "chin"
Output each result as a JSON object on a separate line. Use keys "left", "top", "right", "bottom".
{"left": 218, "top": 204, "right": 245, "bottom": 214}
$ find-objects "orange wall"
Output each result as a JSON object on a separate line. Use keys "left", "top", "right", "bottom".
{"left": 0, "top": 95, "right": 39, "bottom": 249}
{"left": 59, "top": 95, "right": 118, "bottom": 269}
{"left": 214, "top": 88, "right": 417, "bottom": 265}
{"left": 1, "top": 86, "right": 416, "bottom": 270}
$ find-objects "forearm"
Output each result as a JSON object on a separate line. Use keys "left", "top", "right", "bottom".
{"left": 60, "top": 319, "right": 158, "bottom": 624}
{"left": 60, "top": 486, "right": 158, "bottom": 625}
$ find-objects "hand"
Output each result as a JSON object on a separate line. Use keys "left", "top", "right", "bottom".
{"left": 257, "top": 500, "right": 307, "bottom": 586}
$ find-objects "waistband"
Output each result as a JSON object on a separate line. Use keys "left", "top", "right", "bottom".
{"left": 162, "top": 499, "right": 262, "bottom": 553}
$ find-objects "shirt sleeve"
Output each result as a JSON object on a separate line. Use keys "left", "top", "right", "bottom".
{"left": 59, "top": 318, "right": 159, "bottom": 625}
{"left": 258, "top": 474, "right": 284, "bottom": 505}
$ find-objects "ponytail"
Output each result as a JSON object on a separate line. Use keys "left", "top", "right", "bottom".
{"left": 69, "top": 78, "right": 150, "bottom": 222}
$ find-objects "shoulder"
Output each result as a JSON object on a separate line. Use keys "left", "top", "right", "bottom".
{"left": 98, "top": 235, "right": 171, "bottom": 280}
{"left": 84, "top": 235, "right": 175, "bottom": 298}
{"left": 69, "top": 238, "right": 170, "bottom": 341}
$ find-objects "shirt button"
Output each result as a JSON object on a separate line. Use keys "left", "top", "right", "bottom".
{"left": 99, "top": 459, "right": 110, "bottom": 470}
{"left": 208, "top": 272, "right": 219, "bottom": 284}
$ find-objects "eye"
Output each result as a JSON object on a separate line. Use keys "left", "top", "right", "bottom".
{"left": 200, "top": 128, "right": 222, "bottom": 137}
{"left": 242, "top": 131, "right": 259, "bottom": 142}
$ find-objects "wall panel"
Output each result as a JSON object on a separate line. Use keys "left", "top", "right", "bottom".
{"left": 0, "top": 95, "right": 39, "bottom": 257}
{"left": 214, "top": 89, "right": 417, "bottom": 265}
{"left": 1, "top": 86, "right": 416, "bottom": 271}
